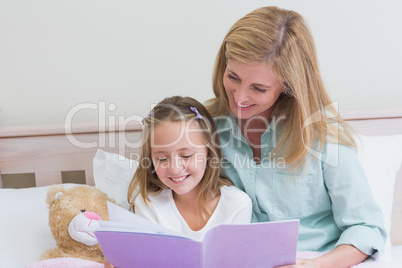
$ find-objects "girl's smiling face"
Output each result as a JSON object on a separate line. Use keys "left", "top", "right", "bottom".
{"left": 223, "top": 60, "right": 283, "bottom": 120}
{"left": 151, "top": 121, "right": 208, "bottom": 198}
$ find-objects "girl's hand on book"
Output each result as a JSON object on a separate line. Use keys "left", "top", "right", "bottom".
{"left": 103, "top": 258, "right": 115, "bottom": 268}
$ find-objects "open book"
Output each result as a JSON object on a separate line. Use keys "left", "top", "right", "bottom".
{"left": 95, "top": 202, "right": 299, "bottom": 268}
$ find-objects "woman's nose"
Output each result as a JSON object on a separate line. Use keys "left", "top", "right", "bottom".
{"left": 234, "top": 85, "right": 249, "bottom": 104}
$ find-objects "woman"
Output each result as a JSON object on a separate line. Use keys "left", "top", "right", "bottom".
{"left": 207, "top": 6, "right": 386, "bottom": 268}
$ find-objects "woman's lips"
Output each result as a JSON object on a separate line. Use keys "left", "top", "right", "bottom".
{"left": 234, "top": 101, "right": 255, "bottom": 111}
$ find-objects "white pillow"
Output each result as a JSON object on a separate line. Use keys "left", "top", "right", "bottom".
{"left": 355, "top": 134, "right": 402, "bottom": 262}
{"left": 0, "top": 183, "right": 80, "bottom": 268}
{"left": 93, "top": 149, "right": 138, "bottom": 209}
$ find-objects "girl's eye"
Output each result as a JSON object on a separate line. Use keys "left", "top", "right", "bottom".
{"left": 182, "top": 155, "right": 193, "bottom": 159}
{"left": 156, "top": 157, "right": 168, "bottom": 162}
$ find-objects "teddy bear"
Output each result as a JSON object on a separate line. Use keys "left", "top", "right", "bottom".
{"left": 40, "top": 185, "right": 114, "bottom": 263}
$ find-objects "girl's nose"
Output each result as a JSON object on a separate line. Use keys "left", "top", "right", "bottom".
{"left": 168, "top": 155, "right": 184, "bottom": 173}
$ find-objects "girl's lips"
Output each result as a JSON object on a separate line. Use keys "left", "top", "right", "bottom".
{"left": 169, "top": 174, "right": 190, "bottom": 183}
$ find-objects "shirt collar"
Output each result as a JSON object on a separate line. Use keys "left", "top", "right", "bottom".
{"left": 214, "top": 114, "right": 242, "bottom": 140}
{"left": 214, "top": 114, "right": 279, "bottom": 142}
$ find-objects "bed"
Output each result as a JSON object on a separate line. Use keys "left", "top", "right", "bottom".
{"left": 0, "top": 110, "right": 401, "bottom": 268}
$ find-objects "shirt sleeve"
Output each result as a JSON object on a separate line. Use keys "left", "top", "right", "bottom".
{"left": 232, "top": 199, "right": 253, "bottom": 224}
{"left": 224, "top": 186, "right": 253, "bottom": 224}
{"left": 321, "top": 143, "right": 387, "bottom": 258}
{"left": 133, "top": 194, "right": 159, "bottom": 224}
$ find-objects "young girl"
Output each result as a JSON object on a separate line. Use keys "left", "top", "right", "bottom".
{"left": 207, "top": 6, "right": 387, "bottom": 268}
{"left": 103, "top": 96, "right": 252, "bottom": 267}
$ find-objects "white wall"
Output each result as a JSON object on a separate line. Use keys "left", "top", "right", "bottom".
{"left": 1, "top": 0, "right": 401, "bottom": 127}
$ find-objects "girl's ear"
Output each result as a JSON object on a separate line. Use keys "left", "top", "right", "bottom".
{"left": 151, "top": 162, "right": 156, "bottom": 174}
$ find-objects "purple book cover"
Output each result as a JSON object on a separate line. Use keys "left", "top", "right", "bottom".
{"left": 95, "top": 202, "right": 299, "bottom": 268}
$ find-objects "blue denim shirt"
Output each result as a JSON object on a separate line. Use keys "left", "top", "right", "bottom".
{"left": 214, "top": 114, "right": 386, "bottom": 256}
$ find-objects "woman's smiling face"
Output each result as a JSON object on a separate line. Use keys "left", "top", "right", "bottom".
{"left": 223, "top": 60, "right": 283, "bottom": 120}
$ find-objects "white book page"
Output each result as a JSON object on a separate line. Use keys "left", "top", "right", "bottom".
{"left": 98, "top": 201, "right": 192, "bottom": 240}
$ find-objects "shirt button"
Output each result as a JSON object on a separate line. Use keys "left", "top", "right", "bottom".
{"left": 249, "top": 171, "right": 253, "bottom": 175}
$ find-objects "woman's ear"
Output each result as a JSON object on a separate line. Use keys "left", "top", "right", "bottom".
{"left": 282, "top": 81, "right": 289, "bottom": 93}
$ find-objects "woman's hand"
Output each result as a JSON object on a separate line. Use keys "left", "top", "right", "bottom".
{"left": 277, "top": 245, "right": 368, "bottom": 268}
{"left": 276, "top": 258, "right": 320, "bottom": 268}
{"left": 103, "top": 258, "right": 115, "bottom": 268}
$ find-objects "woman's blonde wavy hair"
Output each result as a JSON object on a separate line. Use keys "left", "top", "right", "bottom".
{"left": 207, "top": 6, "right": 356, "bottom": 172}
{"left": 127, "top": 96, "right": 232, "bottom": 219}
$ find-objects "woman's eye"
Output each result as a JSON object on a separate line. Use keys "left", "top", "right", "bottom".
{"left": 182, "top": 155, "right": 193, "bottom": 159}
{"left": 254, "top": 86, "right": 266, "bottom": 93}
{"left": 228, "top": 74, "right": 239, "bottom": 81}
